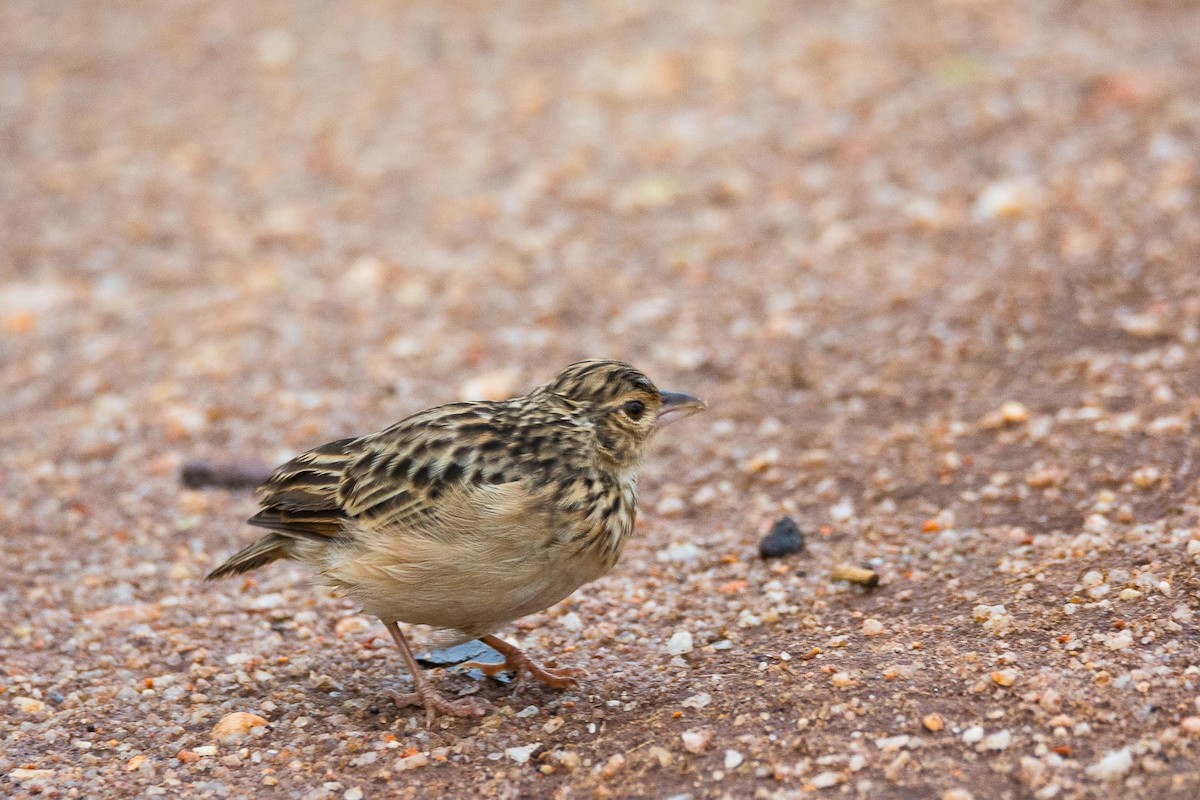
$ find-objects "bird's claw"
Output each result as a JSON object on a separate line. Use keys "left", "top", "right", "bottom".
{"left": 388, "top": 689, "right": 491, "bottom": 726}
{"left": 460, "top": 655, "right": 585, "bottom": 691}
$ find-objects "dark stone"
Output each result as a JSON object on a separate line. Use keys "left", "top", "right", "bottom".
{"left": 759, "top": 516, "right": 805, "bottom": 559}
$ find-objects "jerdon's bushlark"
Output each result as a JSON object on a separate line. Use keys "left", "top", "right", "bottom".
{"left": 206, "top": 360, "right": 706, "bottom": 722}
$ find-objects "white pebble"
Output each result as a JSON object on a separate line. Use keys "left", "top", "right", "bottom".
{"left": 972, "top": 179, "right": 1037, "bottom": 221}
{"left": 681, "top": 693, "right": 711, "bottom": 709}
{"left": 655, "top": 496, "right": 686, "bottom": 516}
{"left": 724, "top": 750, "right": 744, "bottom": 769}
{"left": 681, "top": 728, "right": 713, "bottom": 754}
{"left": 657, "top": 543, "right": 702, "bottom": 563}
{"left": 829, "top": 497, "right": 855, "bottom": 523}
{"left": 811, "top": 770, "right": 842, "bottom": 788}
{"left": 667, "top": 630, "right": 694, "bottom": 656}
{"left": 505, "top": 743, "right": 540, "bottom": 764}
{"left": 256, "top": 29, "right": 296, "bottom": 68}
{"left": 981, "top": 730, "right": 1011, "bottom": 751}
{"left": 1104, "top": 630, "right": 1133, "bottom": 650}
{"left": 961, "top": 725, "right": 985, "bottom": 745}
{"left": 1086, "top": 748, "right": 1133, "bottom": 781}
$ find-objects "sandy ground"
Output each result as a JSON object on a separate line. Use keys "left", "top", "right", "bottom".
{"left": 3, "top": 1, "right": 1200, "bottom": 798}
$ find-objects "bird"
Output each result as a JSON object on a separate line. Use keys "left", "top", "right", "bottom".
{"left": 205, "top": 359, "right": 706, "bottom": 723}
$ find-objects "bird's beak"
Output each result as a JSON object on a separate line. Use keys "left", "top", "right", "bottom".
{"left": 657, "top": 391, "right": 707, "bottom": 426}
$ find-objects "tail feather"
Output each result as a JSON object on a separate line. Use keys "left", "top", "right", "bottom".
{"left": 206, "top": 533, "right": 291, "bottom": 580}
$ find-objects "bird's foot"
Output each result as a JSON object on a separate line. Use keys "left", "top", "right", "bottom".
{"left": 388, "top": 688, "right": 491, "bottom": 726}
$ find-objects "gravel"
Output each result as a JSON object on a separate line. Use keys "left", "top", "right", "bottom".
{"left": 4, "top": 1, "right": 1200, "bottom": 798}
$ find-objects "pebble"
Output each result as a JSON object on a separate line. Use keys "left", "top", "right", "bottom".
{"left": 943, "top": 790, "right": 975, "bottom": 800}
{"left": 759, "top": 516, "right": 805, "bottom": 559}
{"left": 244, "top": 592, "right": 286, "bottom": 610}
{"left": 667, "top": 630, "right": 694, "bottom": 655}
{"left": 1180, "top": 717, "right": 1200, "bottom": 735}
{"left": 657, "top": 543, "right": 703, "bottom": 563}
{"left": 644, "top": 746, "right": 672, "bottom": 768}
{"left": 505, "top": 743, "right": 540, "bottom": 764}
{"left": 973, "top": 604, "right": 1013, "bottom": 636}
{"left": 681, "top": 728, "right": 713, "bottom": 754}
{"left": 397, "top": 752, "right": 429, "bottom": 771}
{"left": 961, "top": 726, "right": 985, "bottom": 745}
{"left": 1104, "top": 630, "right": 1133, "bottom": 650}
{"left": 344, "top": 789, "right": 363, "bottom": 800}
{"left": 861, "top": 618, "right": 885, "bottom": 636}
{"left": 13, "top": 696, "right": 46, "bottom": 713}
{"left": 811, "top": 771, "right": 842, "bottom": 789}
{"left": 724, "top": 750, "right": 744, "bottom": 769}
{"left": 1115, "top": 310, "right": 1165, "bottom": 338}
{"left": 829, "top": 497, "right": 855, "bottom": 523}
{"left": 1132, "top": 466, "right": 1163, "bottom": 489}
{"left": 999, "top": 401, "right": 1030, "bottom": 424}
{"left": 742, "top": 448, "right": 779, "bottom": 473}
{"left": 557, "top": 611, "right": 583, "bottom": 631}
{"left": 691, "top": 485, "right": 717, "bottom": 506}
{"left": 459, "top": 368, "right": 520, "bottom": 401}
{"left": 9, "top": 769, "right": 55, "bottom": 783}
{"left": 600, "top": 753, "right": 626, "bottom": 779}
{"left": 212, "top": 711, "right": 269, "bottom": 741}
{"left": 256, "top": 29, "right": 296, "bottom": 68}
{"left": 980, "top": 730, "right": 1011, "bottom": 751}
{"left": 655, "top": 496, "right": 686, "bottom": 516}
{"left": 992, "top": 669, "right": 1017, "bottom": 687}
{"left": 681, "top": 692, "right": 712, "bottom": 709}
{"left": 334, "top": 615, "right": 373, "bottom": 637}
{"left": 1086, "top": 748, "right": 1133, "bottom": 780}
{"left": 972, "top": 179, "right": 1037, "bottom": 220}
{"left": 923, "top": 713, "right": 945, "bottom": 732}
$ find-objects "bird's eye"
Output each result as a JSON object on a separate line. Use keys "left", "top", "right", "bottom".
{"left": 623, "top": 400, "right": 646, "bottom": 420}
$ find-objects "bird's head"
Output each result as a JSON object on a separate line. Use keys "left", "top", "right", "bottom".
{"left": 542, "top": 359, "right": 707, "bottom": 467}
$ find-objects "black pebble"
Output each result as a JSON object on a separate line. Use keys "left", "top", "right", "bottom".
{"left": 759, "top": 516, "right": 805, "bottom": 559}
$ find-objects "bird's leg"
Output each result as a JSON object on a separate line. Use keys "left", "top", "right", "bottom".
{"left": 382, "top": 620, "right": 491, "bottom": 725}
{"left": 460, "top": 634, "right": 586, "bottom": 690}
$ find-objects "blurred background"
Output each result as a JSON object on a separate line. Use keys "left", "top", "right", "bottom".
{"left": 3, "top": 1, "right": 1200, "bottom": 797}
{"left": 2, "top": 2, "right": 1197, "bottom": 438}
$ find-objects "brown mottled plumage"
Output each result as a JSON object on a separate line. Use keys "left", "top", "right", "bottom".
{"left": 206, "top": 360, "right": 705, "bottom": 722}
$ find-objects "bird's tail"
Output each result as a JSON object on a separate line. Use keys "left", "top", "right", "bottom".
{"left": 206, "top": 534, "right": 291, "bottom": 580}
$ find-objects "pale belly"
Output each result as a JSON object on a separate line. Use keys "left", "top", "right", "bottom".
{"left": 309, "top": 523, "right": 615, "bottom": 637}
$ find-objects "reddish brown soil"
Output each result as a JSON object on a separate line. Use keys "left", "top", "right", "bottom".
{"left": 3, "top": 2, "right": 1200, "bottom": 798}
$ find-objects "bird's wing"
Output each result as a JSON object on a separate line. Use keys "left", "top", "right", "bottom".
{"left": 248, "top": 401, "right": 540, "bottom": 544}
{"left": 336, "top": 427, "right": 543, "bottom": 539}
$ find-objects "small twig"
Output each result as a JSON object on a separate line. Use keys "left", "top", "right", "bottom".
{"left": 181, "top": 460, "right": 273, "bottom": 491}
